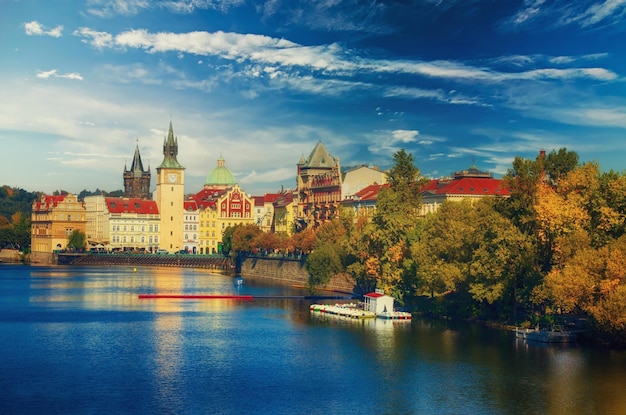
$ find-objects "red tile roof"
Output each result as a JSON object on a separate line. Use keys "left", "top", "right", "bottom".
{"left": 364, "top": 292, "right": 385, "bottom": 298}
{"left": 421, "top": 177, "right": 510, "bottom": 196}
{"left": 353, "top": 183, "right": 389, "bottom": 201}
{"left": 33, "top": 194, "right": 67, "bottom": 211}
{"left": 105, "top": 197, "right": 159, "bottom": 214}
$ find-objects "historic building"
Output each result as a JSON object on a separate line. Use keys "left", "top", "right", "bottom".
{"left": 191, "top": 156, "right": 254, "bottom": 254}
{"left": 123, "top": 142, "right": 151, "bottom": 199}
{"left": 105, "top": 197, "right": 160, "bottom": 252}
{"left": 296, "top": 141, "right": 342, "bottom": 229}
{"left": 154, "top": 122, "right": 186, "bottom": 253}
{"left": 419, "top": 163, "right": 511, "bottom": 216}
{"left": 30, "top": 193, "right": 87, "bottom": 261}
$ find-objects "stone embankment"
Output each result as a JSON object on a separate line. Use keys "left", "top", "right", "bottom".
{"left": 240, "top": 256, "right": 356, "bottom": 293}
{"left": 47, "top": 253, "right": 355, "bottom": 293}
{"left": 70, "top": 253, "right": 231, "bottom": 270}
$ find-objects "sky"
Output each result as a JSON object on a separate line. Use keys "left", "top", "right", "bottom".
{"left": 1, "top": 0, "right": 626, "bottom": 197}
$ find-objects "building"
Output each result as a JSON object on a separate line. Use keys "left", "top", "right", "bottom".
{"left": 253, "top": 193, "right": 282, "bottom": 232}
{"left": 420, "top": 163, "right": 511, "bottom": 216}
{"left": 191, "top": 156, "right": 254, "bottom": 254}
{"left": 105, "top": 197, "right": 160, "bottom": 252}
{"left": 84, "top": 195, "right": 110, "bottom": 247}
{"left": 183, "top": 200, "right": 199, "bottom": 253}
{"left": 154, "top": 122, "right": 186, "bottom": 253}
{"left": 296, "top": 141, "right": 342, "bottom": 229}
{"left": 363, "top": 290, "right": 395, "bottom": 314}
{"left": 123, "top": 142, "right": 151, "bottom": 199}
{"left": 341, "top": 183, "right": 388, "bottom": 218}
{"left": 31, "top": 193, "right": 87, "bottom": 262}
{"left": 342, "top": 165, "right": 387, "bottom": 200}
{"left": 273, "top": 191, "right": 295, "bottom": 236}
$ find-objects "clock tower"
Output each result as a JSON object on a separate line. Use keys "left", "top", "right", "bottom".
{"left": 155, "top": 121, "right": 185, "bottom": 252}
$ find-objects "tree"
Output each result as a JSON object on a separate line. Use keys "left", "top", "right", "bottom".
{"left": 351, "top": 149, "right": 427, "bottom": 301}
{"left": 67, "top": 230, "right": 87, "bottom": 251}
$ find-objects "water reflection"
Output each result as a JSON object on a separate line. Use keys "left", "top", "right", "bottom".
{"left": 3, "top": 264, "right": 626, "bottom": 415}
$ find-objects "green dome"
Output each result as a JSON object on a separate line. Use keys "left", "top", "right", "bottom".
{"left": 205, "top": 155, "right": 236, "bottom": 186}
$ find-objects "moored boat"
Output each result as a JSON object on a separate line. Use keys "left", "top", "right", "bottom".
{"left": 514, "top": 324, "right": 578, "bottom": 343}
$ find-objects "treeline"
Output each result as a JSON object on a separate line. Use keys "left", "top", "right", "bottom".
{"left": 225, "top": 149, "right": 626, "bottom": 343}
{"left": 0, "top": 186, "right": 123, "bottom": 251}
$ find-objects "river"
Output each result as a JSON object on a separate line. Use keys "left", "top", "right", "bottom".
{"left": 1, "top": 264, "right": 625, "bottom": 415}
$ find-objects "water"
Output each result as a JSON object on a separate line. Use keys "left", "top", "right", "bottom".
{"left": 1, "top": 264, "right": 625, "bottom": 415}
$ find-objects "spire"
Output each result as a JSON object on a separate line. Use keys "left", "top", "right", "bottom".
{"left": 130, "top": 140, "right": 145, "bottom": 174}
{"left": 158, "top": 121, "right": 184, "bottom": 169}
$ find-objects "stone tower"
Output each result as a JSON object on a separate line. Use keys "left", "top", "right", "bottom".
{"left": 123, "top": 142, "right": 151, "bottom": 199}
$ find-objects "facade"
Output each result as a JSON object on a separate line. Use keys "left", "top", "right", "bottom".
{"left": 123, "top": 143, "right": 151, "bottom": 199}
{"left": 106, "top": 197, "right": 160, "bottom": 252}
{"left": 154, "top": 122, "right": 186, "bottom": 253}
{"left": 183, "top": 200, "right": 199, "bottom": 253}
{"left": 342, "top": 165, "right": 387, "bottom": 199}
{"left": 296, "top": 141, "right": 342, "bottom": 229}
{"left": 273, "top": 191, "right": 295, "bottom": 236}
{"left": 419, "top": 164, "right": 511, "bottom": 216}
{"left": 192, "top": 185, "right": 254, "bottom": 254}
{"left": 254, "top": 193, "right": 281, "bottom": 232}
{"left": 84, "top": 195, "right": 110, "bottom": 247}
{"left": 31, "top": 193, "right": 87, "bottom": 254}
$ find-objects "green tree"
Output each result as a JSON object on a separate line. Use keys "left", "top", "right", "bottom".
{"left": 350, "top": 149, "right": 427, "bottom": 302}
{"left": 67, "top": 229, "right": 87, "bottom": 251}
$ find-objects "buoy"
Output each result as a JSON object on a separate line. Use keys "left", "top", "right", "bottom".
{"left": 133, "top": 268, "right": 137, "bottom": 273}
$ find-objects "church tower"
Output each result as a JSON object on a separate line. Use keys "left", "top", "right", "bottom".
{"left": 154, "top": 122, "right": 185, "bottom": 253}
{"left": 123, "top": 141, "right": 151, "bottom": 199}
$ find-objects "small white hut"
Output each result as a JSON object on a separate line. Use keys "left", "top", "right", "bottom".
{"left": 363, "top": 289, "right": 395, "bottom": 314}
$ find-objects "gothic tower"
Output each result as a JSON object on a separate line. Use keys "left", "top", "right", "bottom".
{"left": 123, "top": 142, "right": 151, "bottom": 199}
{"left": 154, "top": 121, "right": 185, "bottom": 252}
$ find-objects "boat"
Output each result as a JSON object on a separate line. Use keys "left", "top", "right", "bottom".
{"left": 514, "top": 323, "right": 578, "bottom": 343}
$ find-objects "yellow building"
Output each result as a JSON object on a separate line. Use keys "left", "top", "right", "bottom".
{"left": 154, "top": 122, "right": 186, "bottom": 253}
{"left": 31, "top": 193, "right": 87, "bottom": 262}
{"left": 273, "top": 191, "right": 295, "bottom": 236}
{"left": 192, "top": 156, "right": 254, "bottom": 254}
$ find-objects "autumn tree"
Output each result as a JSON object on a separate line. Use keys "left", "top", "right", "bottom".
{"left": 539, "top": 235, "right": 626, "bottom": 335}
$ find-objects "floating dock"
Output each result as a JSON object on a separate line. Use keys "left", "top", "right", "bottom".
{"left": 310, "top": 303, "right": 411, "bottom": 320}
{"left": 310, "top": 303, "right": 376, "bottom": 319}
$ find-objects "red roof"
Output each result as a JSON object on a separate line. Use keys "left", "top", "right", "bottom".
{"left": 421, "top": 177, "right": 510, "bottom": 196}
{"left": 33, "top": 194, "right": 66, "bottom": 211}
{"left": 364, "top": 292, "right": 385, "bottom": 298}
{"left": 105, "top": 197, "right": 159, "bottom": 214}
{"left": 353, "top": 183, "right": 389, "bottom": 202}
{"left": 184, "top": 200, "right": 198, "bottom": 211}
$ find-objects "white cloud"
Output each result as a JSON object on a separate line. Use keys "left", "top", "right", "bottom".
{"left": 24, "top": 21, "right": 63, "bottom": 37}
{"left": 36, "top": 70, "right": 83, "bottom": 81}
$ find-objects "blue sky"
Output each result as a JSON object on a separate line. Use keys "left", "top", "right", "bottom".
{"left": 1, "top": 0, "right": 625, "bottom": 196}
